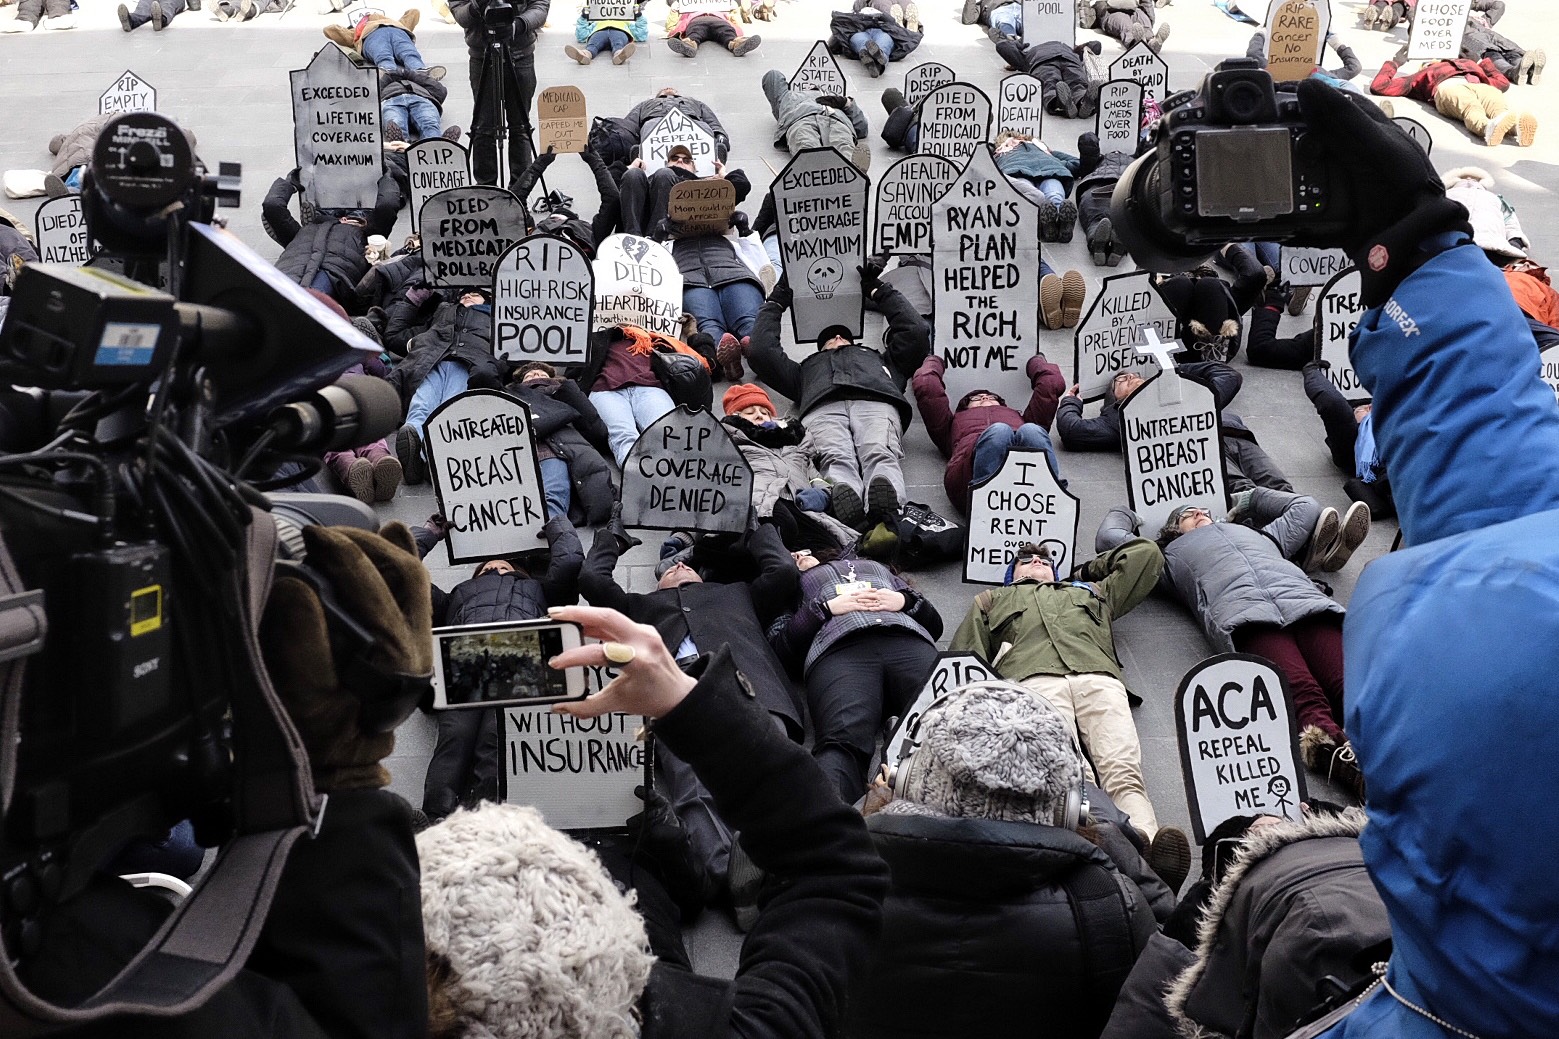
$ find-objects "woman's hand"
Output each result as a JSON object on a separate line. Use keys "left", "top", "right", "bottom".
{"left": 857, "top": 589, "right": 907, "bottom": 612}
{"left": 546, "top": 605, "right": 695, "bottom": 720}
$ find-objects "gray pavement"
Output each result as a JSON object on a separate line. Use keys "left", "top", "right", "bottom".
{"left": 3, "top": 0, "right": 1555, "bottom": 979}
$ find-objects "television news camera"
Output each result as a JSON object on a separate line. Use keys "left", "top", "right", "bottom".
{"left": 1109, "top": 58, "right": 1355, "bottom": 272}
{"left": 0, "top": 111, "right": 415, "bottom": 1032}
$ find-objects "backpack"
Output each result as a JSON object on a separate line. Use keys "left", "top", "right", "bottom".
{"left": 586, "top": 116, "right": 638, "bottom": 170}
{"left": 649, "top": 347, "right": 712, "bottom": 413}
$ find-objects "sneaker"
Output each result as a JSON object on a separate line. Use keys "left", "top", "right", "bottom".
{"left": 961, "top": 0, "right": 980, "bottom": 23}
{"left": 381, "top": 121, "right": 406, "bottom": 144}
{"left": 1148, "top": 21, "right": 1171, "bottom": 53}
{"left": 1319, "top": 501, "right": 1370, "bottom": 571}
{"left": 904, "top": 1, "right": 920, "bottom": 31}
{"left": 441, "top": 124, "right": 463, "bottom": 143}
{"left": 1077, "top": 87, "right": 1098, "bottom": 120}
{"left": 1087, "top": 218, "right": 1116, "bottom": 266}
{"left": 1052, "top": 80, "right": 1079, "bottom": 119}
{"left": 1380, "top": 4, "right": 1399, "bottom": 29}
{"left": 42, "top": 174, "right": 68, "bottom": 199}
{"left": 1515, "top": 111, "right": 1538, "bottom": 147}
{"left": 1376, "top": 98, "right": 1395, "bottom": 118}
{"left": 1040, "top": 274, "right": 1065, "bottom": 329}
{"left": 667, "top": 36, "right": 698, "bottom": 57}
{"left": 343, "top": 457, "right": 376, "bottom": 504}
{"left": 565, "top": 43, "right": 592, "bottom": 65}
{"left": 150, "top": 1, "right": 165, "bottom": 29}
{"left": 612, "top": 40, "right": 636, "bottom": 64}
{"left": 43, "top": 11, "right": 72, "bottom": 26}
{"left": 1484, "top": 111, "right": 1517, "bottom": 146}
{"left": 1361, "top": 3, "right": 1380, "bottom": 28}
{"left": 1, "top": 16, "right": 33, "bottom": 29}
{"left": 396, "top": 424, "right": 428, "bottom": 485}
{"left": 1301, "top": 506, "right": 1341, "bottom": 571}
{"left": 372, "top": 454, "right": 404, "bottom": 502}
{"left": 117, "top": 3, "right": 132, "bottom": 29}
{"left": 729, "top": 33, "right": 761, "bottom": 56}
{"left": 210, "top": 0, "right": 230, "bottom": 18}
{"left": 1529, "top": 47, "right": 1546, "bottom": 84}
{"left": 830, "top": 483, "right": 867, "bottom": 529}
{"left": 237, "top": 0, "right": 257, "bottom": 20}
{"left": 1059, "top": 269, "right": 1086, "bottom": 327}
{"left": 1148, "top": 826, "right": 1192, "bottom": 896}
{"left": 867, "top": 474, "right": 901, "bottom": 521}
{"left": 1056, "top": 200, "right": 1077, "bottom": 244}
{"left": 716, "top": 332, "right": 744, "bottom": 381}
{"left": 1287, "top": 284, "right": 1313, "bottom": 316}
{"left": 423, "top": 65, "right": 447, "bottom": 81}
{"left": 889, "top": 1, "right": 903, "bottom": 24}
{"left": 881, "top": 86, "right": 907, "bottom": 113}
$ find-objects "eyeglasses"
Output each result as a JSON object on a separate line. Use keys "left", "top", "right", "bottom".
{"left": 1015, "top": 553, "right": 1052, "bottom": 566}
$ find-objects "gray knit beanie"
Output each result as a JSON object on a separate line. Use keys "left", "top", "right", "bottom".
{"left": 896, "top": 681, "right": 1085, "bottom": 826}
{"left": 417, "top": 802, "right": 655, "bottom": 1039}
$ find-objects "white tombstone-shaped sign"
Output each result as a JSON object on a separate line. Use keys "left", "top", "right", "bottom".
{"left": 903, "top": 61, "right": 957, "bottom": 110}
{"left": 1280, "top": 247, "right": 1349, "bottom": 289}
{"left": 424, "top": 390, "right": 549, "bottom": 563}
{"left": 407, "top": 139, "right": 471, "bottom": 233}
{"left": 641, "top": 107, "right": 718, "bottom": 177}
{"left": 492, "top": 234, "right": 594, "bottom": 367}
{"left": 1096, "top": 79, "right": 1145, "bottom": 154}
{"left": 773, "top": 147, "right": 870, "bottom": 343}
{"left": 1540, "top": 343, "right": 1559, "bottom": 404}
{"left": 873, "top": 153, "right": 960, "bottom": 256}
{"left": 583, "top": 0, "right": 635, "bottom": 18}
{"left": 790, "top": 40, "right": 848, "bottom": 97}
{"left": 966, "top": 451, "right": 1079, "bottom": 585}
{"left": 882, "top": 652, "right": 997, "bottom": 773}
{"left": 419, "top": 186, "right": 530, "bottom": 288}
{"left": 1023, "top": 0, "right": 1076, "bottom": 47}
{"left": 1109, "top": 42, "right": 1170, "bottom": 103}
{"left": 290, "top": 45, "right": 381, "bottom": 212}
{"left": 997, "top": 74, "right": 1045, "bottom": 140}
{"left": 1393, "top": 116, "right": 1434, "bottom": 155}
{"left": 931, "top": 144, "right": 1043, "bottom": 407}
{"left": 917, "top": 83, "right": 994, "bottom": 164}
{"left": 100, "top": 70, "right": 157, "bottom": 115}
{"left": 502, "top": 704, "right": 650, "bottom": 833}
{"left": 1265, "top": 0, "right": 1331, "bottom": 83}
{"left": 620, "top": 406, "right": 754, "bottom": 535}
{"left": 1313, "top": 267, "right": 1370, "bottom": 404}
{"left": 1072, "top": 270, "right": 1177, "bottom": 401}
{"left": 34, "top": 196, "right": 91, "bottom": 265}
{"left": 1407, "top": 0, "right": 1471, "bottom": 61}
{"left": 592, "top": 234, "right": 683, "bottom": 337}
{"left": 1120, "top": 369, "right": 1228, "bottom": 531}
{"left": 1175, "top": 653, "right": 1308, "bottom": 841}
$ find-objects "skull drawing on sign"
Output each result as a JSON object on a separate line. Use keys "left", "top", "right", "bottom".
{"left": 806, "top": 257, "right": 843, "bottom": 300}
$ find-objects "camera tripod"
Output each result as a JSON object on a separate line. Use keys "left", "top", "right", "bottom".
{"left": 471, "top": 23, "right": 550, "bottom": 201}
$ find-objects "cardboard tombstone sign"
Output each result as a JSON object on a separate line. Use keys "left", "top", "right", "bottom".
{"left": 1265, "top": 0, "right": 1330, "bottom": 83}
{"left": 1022, "top": 0, "right": 1076, "bottom": 47}
{"left": 1280, "top": 247, "right": 1349, "bottom": 289}
{"left": 1108, "top": 43, "right": 1170, "bottom": 103}
{"left": 407, "top": 139, "right": 471, "bottom": 233}
{"left": 1313, "top": 266, "right": 1370, "bottom": 404}
{"left": 419, "top": 186, "right": 529, "bottom": 288}
{"left": 773, "top": 148, "right": 869, "bottom": 342}
{"left": 1096, "top": 79, "right": 1146, "bottom": 154}
{"left": 1120, "top": 366, "right": 1229, "bottom": 532}
{"left": 882, "top": 653, "right": 998, "bottom": 775}
{"left": 1540, "top": 343, "right": 1559, "bottom": 404}
{"left": 619, "top": 406, "right": 754, "bottom": 535}
{"left": 873, "top": 153, "right": 961, "bottom": 256}
{"left": 34, "top": 196, "right": 92, "bottom": 265}
{"left": 290, "top": 45, "right": 381, "bottom": 212}
{"left": 592, "top": 233, "right": 683, "bottom": 336}
{"left": 667, "top": 177, "right": 737, "bottom": 234}
{"left": 423, "top": 390, "right": 549, "bottom": 563}
{"left": 903, "top": 61, "right": 957, "bottom": 110}
{"left": 100, "top": 70, "right": 156, "bottom": 115}
{"left": 965, "top": 451, "right": 1079, "bottom": 586}
{"left": 931, "top": 144, "right": 1043, "bottom": 407}
{"left": 492, "top": 234, "right": 594, "bottom": 367}
{"left": 583, "top": 0, "right": 635, "bottom": 18}
{"left": 641, "top": 107, "right": 719, "bottom": 177}
{"left": 917, "top": 83, "right": 994, "bottom": 165}
{"left": 1175, "top": 653, "right": 1308, "bottom": 842}
{"left": 677, "top": 0, "right": 734, "bottom": 11}
{"left": 1072, "top": 270, "right": 1177, "bottom": 401}
{"left": 1407, "top": 0, "right": 1471, "bottom": 61}
{"left": 997, "top": 74, "right": 1046, "bottom": 140}
{"left": 502, "top": 699, "right": 651, "bottom": 834}
{"left": 537, "top": 86, "right": 589, "bottom": 154}
{"left": 1393, "top": 116, "right": 1434, "bottom": 155}
{"left": 790, "top": 40, "right": 848, "bottom": 97}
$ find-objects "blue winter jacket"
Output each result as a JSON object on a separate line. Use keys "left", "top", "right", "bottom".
{"left": 1324, "top": 240, "right": 1559, "bottom": 1038}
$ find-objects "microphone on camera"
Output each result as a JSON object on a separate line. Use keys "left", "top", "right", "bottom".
{"left": 266, "top": 374, "right": 404, "bottom": 453}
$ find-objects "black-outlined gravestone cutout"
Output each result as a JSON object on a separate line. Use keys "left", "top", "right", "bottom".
{"left": 1023, "top": 0, "right": 1076, "bottom": 47}
{"left": 1407, "top": 0, "right": 1471, "bottom": 60}
{"left": 773, "top": 147, "right": 869, "bottom": 342}
{"left": 493, "top": 234, "right": 594, "bottom": 367}
{"left": 1265, "top": 0, "right": 1330, "bottom": 83}
{"left": 1393, "top": 116, "right": 1433, "bottom": 155}
{"left": 423, "top": 389, "right": 549, "bottom": 563}
{"left": 873, "top": 153, "right": 960, "bottom": 256}
{"left": 1096, "top": 79, "right": 1145, "bottom": 153}
{"left": 1109, "top": 42, "right": 1170, "bottom": 103}
{"left": 791, "top": 40, "right": 848, "bottom": 97}
{"left": 1281, "top": 247, "right": 1349, "bottom": 288}
{"left": 1072, "top": 269, "right": 1176, "bottom": 401}
{"left": 1120, "top": 359, "right": 1229, "bottom": 531}
{"left": 501, "top": 703, "right": 651, "bottom": 834}
{"left": 592, "top": 233, "right": 683, "bottom": 337}
{"left": 1175, "top": 653, "right": 1307, "bottom": 842}
{"left": 290, "top": 45, "right": 381, "bottom": 212}
{"left": 917, "top": 82, "right": 994, "bottom": 165}
{"left": 1313, "top": 266, "right": 1370, "bottom": 404}
{"left": 642, "top": 107, "right": 718, "bottom": 177}
{"left": 997, "top": 74, "right": 1045, "bottom": 140}
{"left": 407, "top": 139, "right": 471, "bottom": 233}
{"left": 903, "top": 61, "right": 956, "bottom": 110}
{"left": 1541, "top": 343, "right": 1559, "bottom": 404}
{"left": 931, "top": 144, "right": 1042, "bottom": 408}
{"left": 620, "top": 406, "right": 754, "bottom": 535}
{"left": 966, "top": 450, "right": 1079, "bottom": 585}
{"left": 882, "top": 652, "right": 997, "bottom": 773}
{"left": 100, "top": 70, "right": 156, "bottom": 115}
{"left": 419, "top": 186, "right": 529, "bottom": 288}
{"left": 34, "top": 196, "right": 91, "bottom": 265}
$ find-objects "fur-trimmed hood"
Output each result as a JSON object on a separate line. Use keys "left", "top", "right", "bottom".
{"left": 1164, "top": 809, "right": 1389, "bottom": 1039}
{"left": 1441, "top": 165, "right": 1496, "bottom": 189}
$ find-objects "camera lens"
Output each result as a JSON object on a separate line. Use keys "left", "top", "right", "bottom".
{"left": 1220, "top": 81, "right": 1268, "bottom": 125}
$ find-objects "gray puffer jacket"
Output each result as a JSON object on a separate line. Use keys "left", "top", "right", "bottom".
{"left": 1096, "top": 489, "right": 1341, "bottom": 652}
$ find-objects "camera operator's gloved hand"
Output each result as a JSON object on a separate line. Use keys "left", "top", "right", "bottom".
{"left": 260, "top": 523, "right": 433, "bottom": 792}
{"left": 1295, "top": 79, "right": 1472, "bottom": 307}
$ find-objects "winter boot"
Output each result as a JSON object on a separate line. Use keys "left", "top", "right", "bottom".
{"left": 729, "top": 34, "right": 762, "bottom": 56}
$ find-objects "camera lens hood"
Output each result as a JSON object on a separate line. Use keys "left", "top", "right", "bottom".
{"left": 1108, "top": 153, "right": 1219, "bottom": 274}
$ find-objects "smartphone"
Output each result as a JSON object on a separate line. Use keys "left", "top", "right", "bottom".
{"left": 430, "top": 619, "right": 587, "bottom": 710}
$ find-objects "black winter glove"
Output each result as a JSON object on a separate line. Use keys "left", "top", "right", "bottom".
{"left": 769, "top": 271, "right": 794, "bottom": 308}
{"left": 859, "top": 254, "right": 887, "bottom": 297}
{"left": 626, "top": 784, "right": 713, "bottom": 919}
{"left": 607, "top": 501, "right": 642, "bottom": 550}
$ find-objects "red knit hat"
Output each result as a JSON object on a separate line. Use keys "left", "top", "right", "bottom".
{"left": 721, "top": 383, "right": 775, "bottom": 417}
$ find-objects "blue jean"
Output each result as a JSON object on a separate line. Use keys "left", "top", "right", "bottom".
{"left": 383, "top": 94, "right": 442, "bottom": 142}
{"left": 405, "top": 360, "right": 470, "bottom": 435}
{"left": 850, "top": 28, "right": 893, "bottom": 59}
{"left": 586, "top": 26, "right": 630, "bottom": 55}
{"left": 683, "top": 281, "right": 764, "bottom": 342}
{"left": 590, "top": 384, "right": 676, "bottom": 464}
{"left": 539, "top": 456, "right": 571, "bottom": 518}
{"left": 990, "top": 2, "right": 1022, "bottom": 36}
{"left": 361, "top": 26, "right": 425, "bottom": 71}
{"left": 971, "top": 423, "right": 1066, "bottom": 489}
{"left": 1253, "top": 242, "right": 1281, "bottom": 270}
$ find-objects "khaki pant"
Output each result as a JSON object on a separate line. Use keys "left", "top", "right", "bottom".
{"left": 1434, "top": 80, "right": 1507, "bottom": 136}
{"left": 1021, "top": 673, "right": 1159, "bottom": 839}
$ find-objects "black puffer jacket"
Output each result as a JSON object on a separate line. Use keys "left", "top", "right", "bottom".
{"left": 431, "top": 514, "right": 584, "bottom": 624}
{"left": 1074, "top": 133, "right": 1137, "bottom": 201}
{"left": 387, "top": 300, "right": 505, "bottom": 405}
{"left": 827, "top": 10, "right": 921, "bottom": 61}
{"left": 672, "top": 232, "right": 761, "bottom": 292}
{"left": 448, "top": 0, "right": 548, "bottom": 59}
{"left": 357, "top": 253, "right": 439, "bottom": 356}
{"left": 846, "top": 812, "right": 1158, "bottom": 1039}
{"left": 508, "top": 377, "right": 616, "bottom": 526}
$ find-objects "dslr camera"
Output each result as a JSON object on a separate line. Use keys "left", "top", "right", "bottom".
{"left": 1110, "top": 58, "right": 1352, "bottom": 272}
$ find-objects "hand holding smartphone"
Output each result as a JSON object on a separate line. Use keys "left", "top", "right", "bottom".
{"left": 430, "top": 619, "right": 587, "bottom": 709}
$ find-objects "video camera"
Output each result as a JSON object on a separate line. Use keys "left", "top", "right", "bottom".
{"left": 477, "top": 0, "right": 518, "bottom": 41}
{"left": 0, "top": 112, "right": 412, "bottom": 1030}
{"left": 1109, "top": 58, "right": 1352, "bottom": 272}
